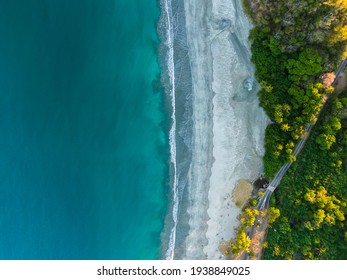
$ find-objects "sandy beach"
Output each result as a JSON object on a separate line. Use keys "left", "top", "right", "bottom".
{"left": 183, "top": 0, "right": 266, "bottom": 259}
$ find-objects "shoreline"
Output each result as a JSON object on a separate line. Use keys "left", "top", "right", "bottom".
{"left": 159, "top": 0, "right": 266, "bottom": 259}
{"left": 158, "top": 0, "right": 195, "bottom": 259}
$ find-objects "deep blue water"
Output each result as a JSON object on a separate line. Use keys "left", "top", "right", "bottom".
{"left": 0, "top": 0, "right": 168, "bottom": 259}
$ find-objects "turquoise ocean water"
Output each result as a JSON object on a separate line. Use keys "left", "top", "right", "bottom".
{"left": 0, "top": 0, "right": 168, "bottom": 259}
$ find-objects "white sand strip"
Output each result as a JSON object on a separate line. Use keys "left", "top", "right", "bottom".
{"left": 183, "top": 0, "right": 266, "bottom": 259}
{"left": 206, "top": 0, "right": 266, "bottom": 259}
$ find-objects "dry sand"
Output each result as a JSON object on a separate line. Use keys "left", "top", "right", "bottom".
{"left": 183, "top": 0, "right": 266, "bottom": 259}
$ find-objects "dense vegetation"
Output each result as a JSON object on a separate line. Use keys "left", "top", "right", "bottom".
{"left": 264, "top": 92, "right": 347, "bottom": 259}
{"left": 243, "top": 0, "right": 347, "bottom": 259}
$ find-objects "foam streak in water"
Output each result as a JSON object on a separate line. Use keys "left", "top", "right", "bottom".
{"left": 163, "top": 0, "right": 179, "bottom": 260}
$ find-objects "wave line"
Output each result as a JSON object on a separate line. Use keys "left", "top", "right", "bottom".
{"left": 163, "top": 0, "right": 179, "bottom": 260}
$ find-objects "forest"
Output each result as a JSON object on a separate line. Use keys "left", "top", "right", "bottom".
{"left": 243, "top": 0, "right": 347, "bottom": 259}
{"left": 264, "top": 91, "right": 347, "bottom": 259}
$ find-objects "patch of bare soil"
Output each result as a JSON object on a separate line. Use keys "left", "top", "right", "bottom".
{"left": 232, "top": 179, "right": 253, "bottom": 208}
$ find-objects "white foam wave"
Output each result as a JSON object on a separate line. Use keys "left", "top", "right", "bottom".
{"left": 163, "top": 0, "right": 179, "bottom": 260}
